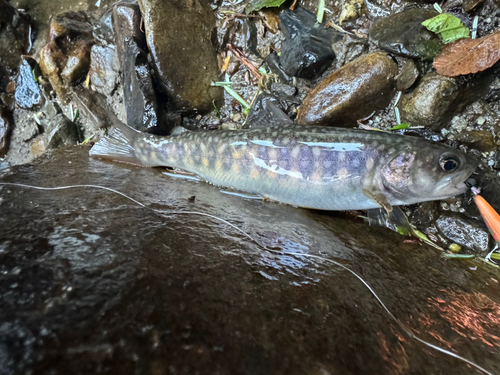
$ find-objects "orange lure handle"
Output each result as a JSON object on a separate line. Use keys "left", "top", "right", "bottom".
{"left": 474, "top": 194, "right": 500, "bottom": 245}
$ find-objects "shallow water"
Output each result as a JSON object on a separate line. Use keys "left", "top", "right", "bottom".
{"left": 1, "top": 147, "right": 500, "bottom": 374}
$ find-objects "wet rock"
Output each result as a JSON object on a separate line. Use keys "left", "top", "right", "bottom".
{"left": 297, "top": 52, "right": 398, "bottom": 127}
{"left": 0, "top": 0, "right": 33, "bottom": 72}
{"left": 493, "top": 152, "right": 500, "bottom": 169}
{"left": 463, "top": 0, "right": 486, "bottom": 11}
{"left": 0, "top": 157, "right": 9, "bottom": 170}
{"left": 90, "top": 45, "right": 120, "bottom": 95}
{"left": 369, "top": 8, "right": 442, "bottom": 61}
{"left": 410, "top": 201, "right": 440, "bottom": 228}
{"left": 486, "top": 76, "right": 500, "bottom": 103}
{"left": 39, "top": 12, "right": 94, "bottom": 103}
{"left": 399, "top": 72, "right": 490, "bottom": 131}
{"left": 138, "top": 0, "right": 222, "bottom": 113}
{"left": 112, "top": 0, "right": 146, "bottom": 67}
{"left": 0, "top": 106, "right": 13, "bottom": 157}
{"left": 456, "top": 130, "right": 497, "bottom": 152}
{"left": 123, "top": 38, "right": 162, "bottom": 133}
{"left": 271, "top": 82, "right": 296, "bottom": 99}
{"left": 245, "top": 93, "right": 294, "bottom": 129}
{"left": 399, "top": 72, "right": 459, "bottom": 130}
{"left": 93, "top": 7, "right": 115, "bottom": 44}
{"left": 279, "top": 9, "right": 343, "bottom": 79}
{"left": 265, "top": 52, "right": 291, "bottom": 83}
{"left": 396, "top": 60, "right": 420, "bottom": 92}
{"left": 44, "top": 113, "right": 80, "bottom": 150}
{"left": 339, "top": 0, "right": 364, "bottom": 24}
{"left": 199, "top": 114, "right": 221, "bottom": 129}
{"left": 435, "top": 214, "right": 490, "bottom": 252}
{"left": 15, "top": 57, "right": 42, "bottom": 109}
{"left": 331, "top": 34, "right": 368, "bottom": 70}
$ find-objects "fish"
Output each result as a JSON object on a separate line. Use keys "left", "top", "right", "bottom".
{"left": 89, "top": 121, "right": 476, "bottom": 211}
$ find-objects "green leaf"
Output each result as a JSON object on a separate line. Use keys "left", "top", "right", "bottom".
{"left": 444, "top": 253, "right": 475, "bottom": 259}
{"left": 390, "top": 123, "right": 410, "bottom": 130}
{"left": 422, "top": 14, "right": 470, "bottom": 44}
{"left": 245, "top": 0, "right": 287, "bottom": 13}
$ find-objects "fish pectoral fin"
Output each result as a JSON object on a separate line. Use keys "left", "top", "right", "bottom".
{"left": 362, "top": 188, "right": 393, "bottom": 213}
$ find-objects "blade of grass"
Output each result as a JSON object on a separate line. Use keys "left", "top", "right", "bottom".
{"left": 444, "top": 253, "right": 475, "bottom": 259}
{"left": 317, "top": 0, "right": 325, "bottom": 24}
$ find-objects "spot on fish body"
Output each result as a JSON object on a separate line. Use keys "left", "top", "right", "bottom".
{"left": 337, "top": 168, "right": 349, "bottom": 180}
{"left": 366, "top": 158, "right": 375, "bottom": 170}
{"left": 232, "top": 162, "right": 240, "bottom": 173}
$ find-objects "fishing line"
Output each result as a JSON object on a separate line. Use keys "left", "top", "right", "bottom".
{"left": 0, "top": 182, "right": 495, "bottom": 375}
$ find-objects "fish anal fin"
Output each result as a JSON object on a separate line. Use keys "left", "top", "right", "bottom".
{"left": 90, "top": 128, "right": 143, "bottom": 167}
{"left": 363, "top": 188, "right": 393, "bottom": 213}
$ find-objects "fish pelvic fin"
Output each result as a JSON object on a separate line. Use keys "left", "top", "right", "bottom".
{"left": 90, "top": 127, "right": 143, "bottom": 166}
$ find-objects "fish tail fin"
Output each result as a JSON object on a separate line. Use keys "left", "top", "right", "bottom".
{"left": 90, "top": 127, "right": 142, "bottom": 166}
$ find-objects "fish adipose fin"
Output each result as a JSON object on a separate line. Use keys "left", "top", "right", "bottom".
{"left": 363, "top": 188, "right": 393, "bottom": 213}
{"left": 90, "top": 128, "right": 142, "bottom": 166}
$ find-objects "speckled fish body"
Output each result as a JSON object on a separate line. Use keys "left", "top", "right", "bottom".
{"left": 91, "top": 125, "right": 475, "bottom": 211}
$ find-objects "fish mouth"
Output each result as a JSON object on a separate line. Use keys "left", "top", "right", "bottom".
{"left": 435, "top": 165, "right": 475, "bottom": 199}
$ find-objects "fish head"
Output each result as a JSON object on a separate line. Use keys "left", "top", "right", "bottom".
{"left": 380, "top": 144, "right": 477, "bottom": 204}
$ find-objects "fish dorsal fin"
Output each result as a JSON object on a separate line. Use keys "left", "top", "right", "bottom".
{"left": 171, "top": 126, "right": 190, "bottom": 136}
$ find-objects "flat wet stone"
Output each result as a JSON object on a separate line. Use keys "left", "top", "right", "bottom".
{"left": 369, "top": 8, "right": 442, "bottom": 61}
{"left": 0, "top": 147, "right": 500, "bottom": 374}
{"left": 279, "top": 8, "right": 343, "bottom": 79}
{"left": 138, "top": 0, "right": 222, "bottom": 114}
{"left": 297, "top": 52, "right": 398, "bottom": 126}
{"left": 14, "top": 58, "right": 42, "bottom": 109}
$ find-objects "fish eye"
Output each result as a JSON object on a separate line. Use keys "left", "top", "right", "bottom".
{"left": 439, "top": 153, "right": 461, "bottom": 172}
